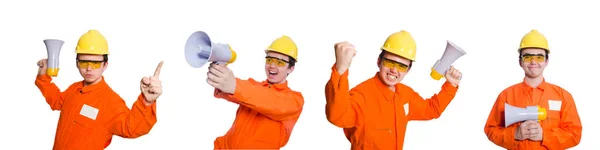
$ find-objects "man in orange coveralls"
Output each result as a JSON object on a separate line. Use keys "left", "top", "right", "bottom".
{"left": 205, "top": 35, "right": 304, "bottom": 149}
{"left": 35, "top": 29, "right": 163, "bottom": 150}
{"left": 325, "top": 30, "right": 463, "bottom": 150}
{"left": 483, "top": 29, "right": 582, "bottom": 149}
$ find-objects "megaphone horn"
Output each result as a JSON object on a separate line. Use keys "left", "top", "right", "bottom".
{"left": 504, "top": 103, "right": 547, "bottom": 127}
{"left": 184, "top": 31, "right": 237, "bottom": 68}
{"left": 44, "top": 39, "right": 64, "bottom": 77}
{"left": 430, "top": 40, "right": 467, "bottom": 80}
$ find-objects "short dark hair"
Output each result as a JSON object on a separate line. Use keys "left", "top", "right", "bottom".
{"left": 378, "top": 51, "right": 412, "bottom": 68}
{"left": 287, "top": 56, "right": 296, "bottom": 68}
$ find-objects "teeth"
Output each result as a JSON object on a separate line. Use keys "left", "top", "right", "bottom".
{"left": 388, "top": 74, "right": 397, "bottom": 79}
{"left": 269, "top": 71, "right": 276, "bottom": 74}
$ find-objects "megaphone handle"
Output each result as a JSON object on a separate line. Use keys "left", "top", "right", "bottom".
{"left": 214, "top": 61, "right": 228, "bottom": 65}
{"left": 433, "top": 60, "right": 444, "bottom": 73}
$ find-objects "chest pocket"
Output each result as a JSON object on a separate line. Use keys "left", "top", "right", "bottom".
{"left": 248, "top": 116, "right": 283, "bottom": 148}
{"left": 66, "top": 113, "right": 97, "bottom": 148}
{"left": 66, "top": 102, "right": 108, "bottom": 149}
{"left": 544, "top": 99, "right": 562, "bottom": 128}
{"left": 364, "top": 100, "right": 397, "bottom": 150}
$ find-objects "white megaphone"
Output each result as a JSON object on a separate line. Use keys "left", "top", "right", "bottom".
{"left": 44, "top": 39, "right": 64, "bottom": 77}
{"left": 184, "top": 31, "right": 237, "bottom": 68}
{"left": 504, "top": 103, "right": 547, "bottom": 127}
{"left": 430, "top": 40, "right": 467, "bottom": 80}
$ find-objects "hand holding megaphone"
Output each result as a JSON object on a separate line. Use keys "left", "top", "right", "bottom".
{"left": 37, "top": 59, "right": 48, "bottom": 75}
{"left": 444, "top": 66, "right": 462, "bottom": 87}
{"left": 206, "top": 62, "right": 236, "bottom": 94}
{"left": 334, "top": 41, "right": 357, "bottom": 74}
{"left": 515, "top": 120, "right": 543, "bottom": 141}
{"left": 141, "top": 61, "right": 164, "bottom": 103}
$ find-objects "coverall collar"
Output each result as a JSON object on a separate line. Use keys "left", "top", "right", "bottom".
{"left": 78, "top": 76, "right": 108, "bottom": 93}
{"left": 373, "top": 72, "right": 400, "bottom": 101}
{"left": 262, "top": 80, "right": 288, "bottom": 90}
{"left": 520, "top": 77, "right": 549, "bottom": 91}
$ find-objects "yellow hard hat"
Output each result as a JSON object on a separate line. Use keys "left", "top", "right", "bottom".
{"left": 75, "top": 30, "right": 109, "bottom": 55}
{"left": 265, "top": 35, "right": 298, "bottom": 61}
{"left": 381, "top": 30, "right": 417, "bottom": 61}
{"left": 519, "top": 29, "right": 549, "bottom": 53}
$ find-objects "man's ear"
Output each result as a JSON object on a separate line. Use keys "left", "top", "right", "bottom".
{"left": 518, "top": 59, "right": 524, "bottom": 67}
{"left": 287, "top": 66, "right": 295, "bottom": 75}
{"left": 102, "top": 61, "right": 109, "bottom": 71}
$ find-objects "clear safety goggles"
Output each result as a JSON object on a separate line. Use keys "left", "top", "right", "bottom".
{"left": 382, "top": 58, "right": 409, "bottom": 72}
{"left": 265, "top": 56, "right": 289, "bottom": 67}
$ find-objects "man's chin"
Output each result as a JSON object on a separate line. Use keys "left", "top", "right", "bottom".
{"left": 525, "top": 72, "right": 542, "bottom": 78}
{"left": 84, "top": 77, "right": 98, "bottom": 83}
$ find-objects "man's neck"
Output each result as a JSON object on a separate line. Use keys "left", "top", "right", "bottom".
{"left": 268, "top": 79, "right": 286, "bottom": 85}
{"left": 377, "top": 74, "right": 396, "bottom": 92}
{"left": 388, "top": 86, "right": 396, "bottom": 92}
{"left": 524, "top": 75, "right": 544, "bottom": 88}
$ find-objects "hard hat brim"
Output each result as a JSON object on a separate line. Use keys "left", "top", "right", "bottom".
{"left": 380, "top": 48, "right": 415, "bottom": 62}
{"left": 265, "top": 49, "right": 298, "bottom": 61}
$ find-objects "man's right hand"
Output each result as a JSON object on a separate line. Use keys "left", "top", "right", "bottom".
{"left": 515, "top": 120, "right": 538, "bottom": 140}
{"left": 334, "top": 41, "right": 357, "bottom": 75}
{"left": 37, "top": 59, "right": 48, "bottom": 75}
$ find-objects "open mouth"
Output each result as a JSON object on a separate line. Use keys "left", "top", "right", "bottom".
{"left": 268, "top": 70, "right": 278, "bottom": 77}
{"left": 387, "top": 73, "right": 398, "bottom": 80}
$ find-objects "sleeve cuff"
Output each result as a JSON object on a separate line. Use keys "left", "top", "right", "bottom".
{"left": 36, "top": 74, "right": 52, "bottom": 82}
{"left": 136, "top": 94, "right": 157, "bottom": 115}
{"left": 232, "top": 78, "right": 244, "bottom": 100}
{"left": 506, "top": 125, "right": 520, "bottom": 148}
{"left": 541, "top": 128, "right": 555, "bottom": 146}
{"left": 331, "top": 64, "right": 349, "bottom": 78}
{"left": 213, "top": 78, "right": 246, "bottom": 101}
{"left": 331, "top": 64, "right": 349, "bottom": 90}
{"left": 442, "top": 81, "right": 459, "bottom": 93}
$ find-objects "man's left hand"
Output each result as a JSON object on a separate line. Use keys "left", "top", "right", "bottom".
{"left": 207, "top": 63, "right": 237, "bottom": 94}
{"left": 527, "top": 121, "right": 543, "bottom": 141}
{"left": 445, "top": 66, "right": 462, "bottom": 87}
{"left": 141, "top": 61, "right": 164, "bottom": 104}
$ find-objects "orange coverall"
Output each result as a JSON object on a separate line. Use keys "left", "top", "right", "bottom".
{"left": 484, "top": 79, "right": 582, "bottom": 149}
{"left": 325, "top": 65, "right": 459, "bottom": 150}
{"left": 212, "top": 78, "right": 304, "bottom": 149}
{"left": 35, "top": 75, "right": 157, "bottom": 150}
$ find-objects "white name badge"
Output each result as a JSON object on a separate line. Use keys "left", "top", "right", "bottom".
{"left": 80, "top": 104, "right": 99, "bottom": 120}
{"left": 404, "top": 103, "right": 409, "bottom": 116}
{"left": 548, "top": 100, "right": 562, "bottom": 111}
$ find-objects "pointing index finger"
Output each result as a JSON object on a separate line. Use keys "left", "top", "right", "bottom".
{"left": 154, "top": 61, "right": 164, "bottom": 77}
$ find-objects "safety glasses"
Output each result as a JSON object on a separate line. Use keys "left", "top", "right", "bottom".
{"left": 521, "top": 54, "right": 546, "bottom": 63}
{"left": 77, "top": 60, "right": 105, "bottom": 69}
{"left": 382, "top": 58, "right": 409, "bottom": 72}
{"left": 265, "top": 56, "right": 289, "bottom": 67}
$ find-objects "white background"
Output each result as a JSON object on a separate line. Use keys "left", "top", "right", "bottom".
{"left": 0, "top": 0, "right": 598, "bottom": 149}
